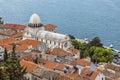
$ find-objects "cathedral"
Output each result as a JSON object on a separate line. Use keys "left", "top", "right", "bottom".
{"left": 23, "top": 13, "right": 72, "bottom": 50}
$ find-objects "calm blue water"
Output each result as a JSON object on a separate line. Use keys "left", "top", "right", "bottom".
{"left": 0, "top": 0, "right": 120, "bottom": 49}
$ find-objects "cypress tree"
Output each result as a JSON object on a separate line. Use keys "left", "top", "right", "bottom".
{"left": 4, "top": 48, "right": 8, "bottom": 61}
{"left": 2, "top": 45, "right": 27, "bottom": 80}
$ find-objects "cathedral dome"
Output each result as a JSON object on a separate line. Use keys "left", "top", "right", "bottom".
{"left": 28, "top": 13, "right": 43, "bottom": 27}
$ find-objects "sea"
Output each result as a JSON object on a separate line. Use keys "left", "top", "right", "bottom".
{"left": 0, "top": 0, "right": 120, "bottom": 50}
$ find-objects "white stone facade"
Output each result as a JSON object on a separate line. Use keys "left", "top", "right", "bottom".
{"left": 23, "top": 13, "right": 72, "bottom": 50}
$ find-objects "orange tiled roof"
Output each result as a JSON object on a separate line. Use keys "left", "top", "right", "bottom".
{"left": 20, "top": 54, "right": 33, "bottom": 62}
{"left": 71, "top": 59, "right": 91, "bottom": 67}
{"left": 66, "top": 69, "right": 83, "bottom": 80}
{"left": 0, "top": 38, "right": 40, "bottom": 51}
{"left": 51, "top": 48, "right": 70, "bottom": 57}
{"left": 17, "top": 39, "right": 40, "bottom": 48}
{"left": 68, "top": 48, "right": 79, "bottom": 54}
{"left": 30, "top": 51, "right": 42, "bottom": 55}
{"left": 0, "top": 38, "right": 16, "bottom": 46}
{"left": 106, "top": 64, "right": 120, "bottom": 72}
{"left": 4, "top": 23, "right": 26, "bottom": 30}
{"left": 16, "top": 45, "right": 28, "bottom": 51}
{"left": 38, "top": 59, "right": 49, "bottom": 64}
{"left": 55, "top": 63, "right": 65, "bottom": 70}
{"left": 3, "top": 44, "right": 13, "bottom": 50}
{"left": 80, "top": 68, "right": 98, "bottom": 80}
{"left": 11, "top": 32, "right": 23, "bottom": 38}
{"left": 20, "top": 60, "right": 38, "bottom": 73}
{"left": 14, "top": 39, "right": 40, "bottom": 51}
{"left": 44, "top": 24, "right": 56, "bottom": 30}
{"left": 38, "top": 59, "right": 58, "bottom": 70}
{"left": 44, "top": 61, "right": 57, "bottom": 70}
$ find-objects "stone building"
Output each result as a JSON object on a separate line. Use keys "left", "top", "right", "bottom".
{"left": 23, "top": 13, "right": 72, "bottom": 50}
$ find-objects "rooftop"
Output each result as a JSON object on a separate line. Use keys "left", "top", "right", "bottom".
{"left": 20, "top": 60, "right": 39, "bottom": 73}
{"left": 4, "top": 23, "right": 26, "bottom": 30}
{"left": 44, "top": 24, "right": 56, "bottom": 30}
{"left": 51, "top": 48, "right": 70, "bottom": 57}
{"left": 71, "top": 59, "right": 91, "bottom": 67}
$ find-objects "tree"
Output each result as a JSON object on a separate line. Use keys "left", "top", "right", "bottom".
{"left": 71, "top": 39, "right": 89, "bottom": 58}
{"left": 71, "top": 39, "right": 80, "bottom": 49}
{"left": 4, "top": 48, "right": 8, "bottom": 62}
{"left": 88, "top": 46, "right": 96, "bottom": 57}
{"left": 68, "top": 34, "right": 75, "bottom": 39}
{"left": 90, "top": 47, "right": 113, "bottom": 63}
{"left": 88, "top": 37, "right": 103, "bottom": 47}
{"left": 79, "top": 43, "right": 88, "bottom": 58}
{"left": 83, "top": 49, "right": 89, "bottom": 58}
{"left": 2, "top": 45, "right": 27, "bottom": 80}
{"left": 0, "top": 68, "right": 4, "bottom": 80}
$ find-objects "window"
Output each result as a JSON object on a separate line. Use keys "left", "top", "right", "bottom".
{"left": 41, "top": 39, "right": 43, "bottom": 42}
{"left": 50, "top": 41, "right": 51, "bottom": 44}
{"left": 64, "top": 42, "right": 68, "bottom": 47}
{"left": 102, "top": 78, "right": 104, "bottom": 80}
{"left": 54, "top": 41, "right": 56, "bottom": 45}
{"left": 27, "top": 32, "right": 29, "bottom": 35}
{"left": 58, "top": 42, "right": 60, "bottom": 46}
{"left": 0, "top": 55, "right": 2, "bottom": 59}
{"left": 36, "top": 37, "right": 38, "bottom": 40}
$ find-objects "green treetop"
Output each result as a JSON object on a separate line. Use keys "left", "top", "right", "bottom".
{"left": 89, "top": 46, "right": 113, "bottom": 63}
{"left": 88, "top": 37, "right": 103, "bottom": 47}
{"left": 1, "top": 45, "right": 28, "bottom": 80}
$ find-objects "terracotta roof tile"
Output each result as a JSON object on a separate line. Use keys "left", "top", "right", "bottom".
{"left": 0, "top": 38, "right": 16, "bottom": 46}
{"left": 20, "top": 60, "right": 38, "bottom": 73}
{"left": 106, "top": 64, "right": 120, "bottom": 72}
{"left": 51, "top": 48, "right": 70, "bottom": 57}
{"left": 15, "top": 39, "right": 40, "bottom": 51}
{"left": 3, "top": 44, "right": 13, "bottom": 50}
{"left": 20, "top": 54, "right": 33, "bottom": 62}
{"left": 38, "top": 59, "right": 49, "bottom": 64}
{"left": 80, "top": 68, "right": 98, "bottom": 80}
{"left": 66, "top": 69, "right": 83, "bottom": 80}
{"left": 0, "top": 38, "right": 40, "bottom": 51}
{"left": 44, "top": 61, "right": 57, "bottom": 70}
{"left": 71, "top": 59, "right": 91, "bottom": 67}
{"left": 4, "top": 23, "right": 26, "bottom": 30}
{"left": 68, "top": 48, "right": 79, "bottom": 54}
{"left": 17, "top": 39, "right": 40, "bottom": 48}
{"left": 11, "top": 32, "right": 23, "bottom": 38}
{"left": 44, "top": 24, "right": 56, "bottom": 30}
{"left": 16, "top": 45, "right": 29, "bottom": 51}
{"left": 38, "top": 59, "right": 58, "bottom": 70}
{"left": 55, "top": 64, "right": 65, "bottom": 70}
